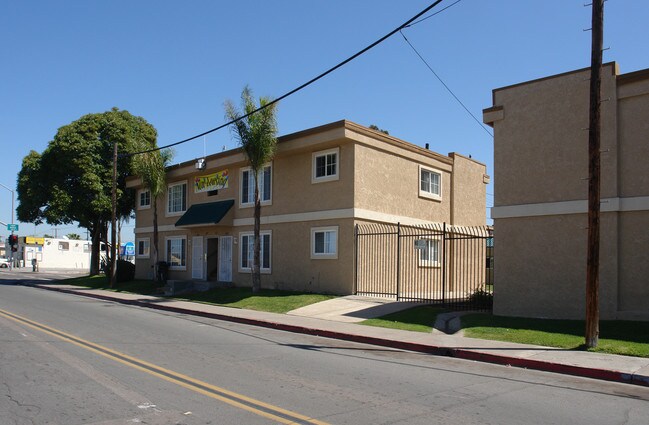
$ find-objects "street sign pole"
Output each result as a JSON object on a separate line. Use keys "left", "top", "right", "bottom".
{"left": 0, "top": 183, "right": 15, "bottom": 270}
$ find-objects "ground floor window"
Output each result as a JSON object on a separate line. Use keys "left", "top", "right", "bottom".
{"left": 311, "top": 226, "right": 338, "bottom": 259}
{"left": 239, "top": 231, "right": 271, "bottom": 273}
{"left": 136, "top": 238, "right": 150, "bottom": 258}
{"left": 166, "top": 236, "right": 186, "bottom": 269}
{"left": 416, "top": 238, "right": 440, "bottom": 267}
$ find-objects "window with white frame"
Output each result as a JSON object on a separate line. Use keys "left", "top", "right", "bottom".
{"left": 136, "top": 238, "right": 150, "bottom": 258}
{"left": 417, "top": 238, "right": 440, "bottom": 267}
{"left": 239, "top": 231, "right": 271, "bottom": 272}
{"left": 311, "top": 226, "right": 338, "bottom": 259}
{"left": 138, "top": 190, "right": 151, "bottom": 209}
{"left": 240, "top": 165, "right": 272, "bottom": 206}
{"left": 166, "top": 236, "right": 186, "bottom": 269}
{"left": 312, "top": 148, "right": 339, "bottom": 183}
{"left": 419, "top": 165, "right": 442, "bottom": 200}
{"left": 58, "top": 242, "right": 69, "bottom": 251}
{"left": 167, "top": 182, "right": 187, "bottom": 214}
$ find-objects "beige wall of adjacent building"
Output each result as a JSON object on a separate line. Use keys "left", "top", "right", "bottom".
{"left": 485, "top": 62, "right": 649, "bottom": 320}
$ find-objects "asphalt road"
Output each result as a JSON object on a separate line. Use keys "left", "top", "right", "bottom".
{"left": 1, "top": 283, "right": 648, "bottom": 425}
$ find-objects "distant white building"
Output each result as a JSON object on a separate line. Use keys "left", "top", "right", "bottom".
{"left": 17, "top": 236, "right": 91, "bottom": 269}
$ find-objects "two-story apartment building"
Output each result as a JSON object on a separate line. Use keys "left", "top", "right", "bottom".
{"left": 484, "top": 62, "right": 649, "bottom": 320}
{"left": 127, "top": 120, "right": 488, "bottom": 295}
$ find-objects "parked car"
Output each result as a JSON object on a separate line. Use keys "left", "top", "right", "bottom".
{"left": 0, "top": 257, "right": 9, "bottom": 268}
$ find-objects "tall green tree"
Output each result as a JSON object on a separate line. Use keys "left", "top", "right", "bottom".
{"left": 17, "top": 108, "right": 157, "bottom": 275}
{"left": 225, "top": 86, "right": 278, "bottom": 293}
{"left": 132, "top": 148, "right": 173, "bottom": 282}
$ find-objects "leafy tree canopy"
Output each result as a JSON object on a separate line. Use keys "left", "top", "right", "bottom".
{"left": 17, "top": 108, "right": 157, "bottom": 275}
{"left": 17, "top": 108, "right": 157, "bottom": 228}
{"left": 369, "top": 124, "right": 389, "bottom": 135}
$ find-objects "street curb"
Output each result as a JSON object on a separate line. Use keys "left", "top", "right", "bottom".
{"left": 32, "top": 284, "right": 649, "bottom": 388}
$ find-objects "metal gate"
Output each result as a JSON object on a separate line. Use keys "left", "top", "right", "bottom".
{"left": 355, "top": 223, "right": 493, "bottom": 311}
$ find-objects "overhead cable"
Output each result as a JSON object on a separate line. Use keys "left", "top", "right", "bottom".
{"left": 404, "top": 0, "right": 463, "bottom": 28}
{"left": 399, "top": 30, "right": 494, "bottom": 138}
{"left": 125, "top": 0, "right": 446, "bottom": 157}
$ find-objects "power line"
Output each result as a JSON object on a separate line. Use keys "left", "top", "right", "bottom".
{"left": 125, "top": 0, "right": 446, "bottom": 158}
{"left": 404, "top": 0, "right": 463, "bottom": 27}
{"left": 398, "top": 30, "right": 494, "bottom": 138}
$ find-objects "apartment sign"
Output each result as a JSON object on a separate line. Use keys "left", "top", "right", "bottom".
{"left": 194, "top": 169, "right": 229, "bottom": 193}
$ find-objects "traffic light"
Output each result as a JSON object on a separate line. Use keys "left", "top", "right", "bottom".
{"left": 8, "top": 235, "right": 18, "bottom": 252}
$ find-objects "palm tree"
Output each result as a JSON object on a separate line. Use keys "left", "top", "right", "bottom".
{"left": 225, "top": 86, "right": 278, "bottom": 293}
{"left": 132, "top": 148, "right": 173, "bottom": 283}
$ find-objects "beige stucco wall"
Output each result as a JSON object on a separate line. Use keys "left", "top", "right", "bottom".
{"left": 269, "top": 142, "right": 354, "bottom": 216}
{"left": 488, "top": 63, "right": 649, "bottom": 320}
{"left": 449, "top": 153, "right": 488, "bottom": 226}
{"left": 353, "top": 143, "right": 453, "bottom": 223}
{"left": 617, "top": 211, "right": 649, "bottom": 317}
{"left": 232, "top": 219, "right": 355, "bottom": 294}
{"left": 493, "top": 64, "right": 618, "bottom": 206}
{"left": 618, "top": 79, "right": 649, "bottom": 198}
{"left": 493, "top": 213, "right": 619, "bottom": 320}
{"left": 134, "top": 219, "right": 355, "bottom": 295}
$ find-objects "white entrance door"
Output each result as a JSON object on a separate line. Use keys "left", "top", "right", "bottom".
{"left": 218, "top": 236, "right": 233, "bottom": 282}
{"left": 192, "top": 236, "right": 204, "bottom": 279}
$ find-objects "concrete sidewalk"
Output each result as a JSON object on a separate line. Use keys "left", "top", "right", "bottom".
{"left": 27, "top": 283, "right": 649, "bottom": 388}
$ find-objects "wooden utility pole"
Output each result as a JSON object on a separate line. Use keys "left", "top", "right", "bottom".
{"left": 110, "top": 142, "right": 118, "bottom": 288}
{"left": 585, "top": 0, "right": 604, "bottom": 348}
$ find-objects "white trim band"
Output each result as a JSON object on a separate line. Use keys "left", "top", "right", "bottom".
{"left": 135, "top": 208, "right": 446, "bottom": 232}
{"left": 491, "top": 196, "right": 649, "bottom": 219}
{"left": 134, "top": 224, "right": 177, "bottom": 234}
{"left": 232, "top": 208, "right": 436, "bottom": 227}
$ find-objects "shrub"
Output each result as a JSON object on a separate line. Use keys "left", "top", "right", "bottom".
{"left": 117, "top": 260, "right": 136, "bottom": 282}
{"left": 468, "top": 286, "right": 493, "bottom": 309}
{"left": 107, "top": 259, "right": 136, "bottom": 283}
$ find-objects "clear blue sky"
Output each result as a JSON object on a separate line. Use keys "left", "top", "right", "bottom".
{"left": 1, "top": 0, "right": 647, "bottom": 241}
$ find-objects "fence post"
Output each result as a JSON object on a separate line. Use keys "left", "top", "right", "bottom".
{"left": 396, "top": 222, "right": 401, "bottom": 301}
{"left": 354, "top": 224, "right": 358, "bottom": 295}
{"left": 442, "top": 222, "right": 447, "bottom": 305}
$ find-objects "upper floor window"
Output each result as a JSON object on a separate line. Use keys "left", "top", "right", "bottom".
{"left": 240, "top": 165, "right": 271, "bottom": 207}
{"left": 167, "top": 181, "right": 187, "bottom": 215}
{"left": 419, "top": 165, "right": 442, "bottom": 200}
{"left": 312, "top": 148, "right": 339, "bottom": 183}
{"left": 138, "top": 190, "right": 151, "bottom": 209}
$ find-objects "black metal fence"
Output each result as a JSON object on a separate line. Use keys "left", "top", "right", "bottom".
{"left": 355, "top": 223, "right": 493, "bottom": 311}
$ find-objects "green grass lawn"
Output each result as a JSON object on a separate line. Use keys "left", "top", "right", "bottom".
{"left": 55, "top": 275, "right": 336, "bottom": 314}
{"left": 461, "top": 313, "right": 649, "bottom": 358}
{"left": 177, "top": 288, "right": 336, "bottom": 314}
{"left": 361, "top": 305, "right": 447, "bottom": 333}
{"left": 56, "top": 275, "right": 160, "bottom": 294}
